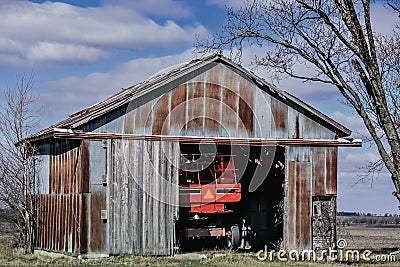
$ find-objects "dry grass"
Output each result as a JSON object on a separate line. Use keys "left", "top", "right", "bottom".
{"left": 337, "top": 224, "right": 400, "bottom": 250}
{"left": 0, "top": 225, "right": 399, "bottom": 266}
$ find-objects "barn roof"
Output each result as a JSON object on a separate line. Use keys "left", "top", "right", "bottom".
{"left": 28, "top": 54, "right": 352, "bottom": 142}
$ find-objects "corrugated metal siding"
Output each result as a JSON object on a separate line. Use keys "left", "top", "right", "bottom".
{"left": 88, "top": 140, "right": 107, "bottom": 255}
{"left": 284, "top": 146, "right": 338, "bottom": 251}
{"left": 107, "top": 139, "right": 179, "bottom": 255}
{"left": 36, "top": 139, "right": 90, "bottom": 254}
{"left": 85, "top": 64, "right": 337, "bottom": 140}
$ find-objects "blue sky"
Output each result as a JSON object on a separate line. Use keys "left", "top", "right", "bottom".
{"left": 0, "top": 0, "right": 398, "bottom": 214}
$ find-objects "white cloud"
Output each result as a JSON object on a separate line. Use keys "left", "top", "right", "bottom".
{"left": 102, "top": 0, "right": 192, "bottom": 18}
{"left": 27, "top": 42, "right": 107, "bottom": 63}
{"left": 0, "top": 1, "right": 208, "bottom": 65}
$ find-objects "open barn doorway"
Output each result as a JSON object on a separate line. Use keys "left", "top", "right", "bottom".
{"left": 175, "top": 142, "right": 285, "bottom": 252}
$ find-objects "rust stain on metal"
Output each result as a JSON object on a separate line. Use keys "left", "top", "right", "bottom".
{"left": 325, "top": 148, "right": 338, "bottom": 195}
{"left": 295, "top": 116, "right": 300, "bottom": 139}
{"left": 36, "top": 194, "right": 84, "bottom": 254}
{"left": 90, "top": 190, "right": 106, "bottom": 252}
{"left": 295, "top": 162, "right": 311, "bottom": 249}
{"left": 80, "top": 194, "right": 89, "bottom": 254}
{"left": 312, "top": 149, "right": 326, "bottom": 196}
{"left": 152, "top": 94, "right": 170, "bottom": 135}
{"left": 223, "top": 68, "right": 237, "bottom": 91}
{"left": 272, "top": 101, "right": 287, "bottom": 131}
{"left": 186, "top": 82, "right": 204, "bottom": 131}
{"left": 80, "top": 140, "right": 90, "bottom": 193}
{"left": 124, "top": 111, "right": 134, "bottom": 134}
{"left": 238, "top": 80, "right": 254, "bottom": 133}
{"left": 205, "top": 82, "right": 220, "bottom": 131}
{"left": 222, "top": 87, "right": 237, "bottom": 130}
{"left": 208, "top": 64, "right": 221, "bottom": 85}
{"left": 170, "top": 84, "right": 187, "bottom": 131}
{"left": 288, "top": 161, "right": 296, "bottom": 248}
{"left": 135, "top": 101, "right": 152, "bottom": 132}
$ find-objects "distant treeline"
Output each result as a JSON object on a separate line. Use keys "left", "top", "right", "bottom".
{"left": 337, "top": 211, "right": 400, "bottom": 217}
{"left": 337, "top": 215, "right": 400, "bottom": 225}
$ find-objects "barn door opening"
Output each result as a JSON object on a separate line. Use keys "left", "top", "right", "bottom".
{"left": 312, "top": 196, "right": 336, "bottom": 252}
{"left": 236, "top": 145, "right": 285, "bottom": 250}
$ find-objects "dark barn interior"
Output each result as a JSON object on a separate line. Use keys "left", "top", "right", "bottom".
{"left": 177, "top": 142, "right": 285, "bottom": 251}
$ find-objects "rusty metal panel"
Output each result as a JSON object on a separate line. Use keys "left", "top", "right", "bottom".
{"left": 272, "top": 99, "right": 288, "bottom": 137}
{"left": 89, "top": 189, "right": 107, "bottom": 253}
{"left": 325, "top": 147, "right": 338, "bottom": 195}
{"left": 238, "top": 79, "right": 254, "bottom": 136}
{"left": 312, "top": 148, "right": 326, "bottom": 196}
{"left": 134, "top": 100, "right": 152, "bottom": 135}
{"left": 36, "top": 193, "right": 85, "bottom": 255}
{"left": 205, "top": 82, "right": 221, "bottom": 135}
{"left": 36, "top": 139, "right": 92, "bottom": 255}
{"left": 186, "top": 81, "right": 204, "bottom": 135}
{"left": 286, "top": 161, "right": 297, "bottom": 250}
{"left": 169, "top": 84, "right": 187, "bottom": 135}
{"left": 221, "top": 86, "right": 238, "bottom": 133}
{"left": 285, "top": 146, "right": 313, "bottom": 252}
{"left": 295, "top": 161, "right": 311, "bottom": 250}
{"left": 152, "top": 94, "right": 170, "bottom": 135}
{"left": 207, "top": 63, "right": 221, "bottom": 85}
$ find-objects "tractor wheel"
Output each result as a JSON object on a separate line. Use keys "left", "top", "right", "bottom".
{"left": 227, "top": 224, "right": 240, "bottom": 250}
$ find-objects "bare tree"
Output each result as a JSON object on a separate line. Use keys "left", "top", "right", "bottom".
{"left": 197, "top": 0, "right": 400, "bottom": 209}
{"left": 0, "top": 73, "right": 41, "bottom": 253}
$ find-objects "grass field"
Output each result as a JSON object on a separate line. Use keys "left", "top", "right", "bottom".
{"left": 337, "top": 224, "right": 400, "bottom": 250}
{"left": 0, "top": 225, "right": 398, "bottom": 266}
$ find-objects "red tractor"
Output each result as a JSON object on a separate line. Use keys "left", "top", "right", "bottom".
{"left": 177, "top": 148, "right": 242, "bottom": 250}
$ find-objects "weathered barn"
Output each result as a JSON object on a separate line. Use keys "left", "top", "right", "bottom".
{"left": 29, "top": 54, "right": 361, "bottom": 257}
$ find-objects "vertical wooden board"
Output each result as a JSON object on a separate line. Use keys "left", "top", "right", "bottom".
{"left": 80, "top": 140, "right": 90, "bottom": 193}
{"left": 295, "top": 162, "right": 311, "bottom": 250}
{"left": 271, "top": 99, "right": 288, "bottom": 138}
{"left": 170, "top": 84, "right": 187, "bottom": 135}
{"left": 312, "top": 149, "right": 326, "bottom": 196}
{"left": 325, "top": 147, "right": 338, "bottom": 195}
{"left": 186, "top": 82, "right": 204, "bottom": 135}
{"left": 136, "top": 139, "right": 144, "bottom": 254}
{"left": 205, "top": 82, "right": 221, "bottom": 135}
{"left": 152, "top": 94, "right": 170, "bottom": 135}
{"left": 81, "top": 193, "right": 89, "bottom": 254}
{"left": 238, "top": 80, "right": 254, "bottom": 136}
{"left": 90, "top": 189, "right": 106, "bottom": 253}
{"left": 287, "top": 161, "right": 296, "bottom": 250}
